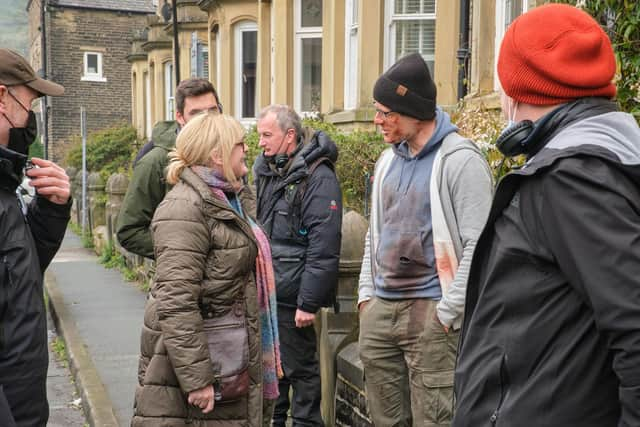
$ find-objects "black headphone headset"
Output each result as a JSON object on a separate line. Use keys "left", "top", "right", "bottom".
{"left": 495, "top": 120, "right": 536, "bottom": 157}
{"left": 271, "top": 130, "right": 300, "bottom": 169}
{"left": 495, "top": 101, "right": 573, "bottom": 158}
{"left": 273, "top": 152, "right": 290, "bottom": 169}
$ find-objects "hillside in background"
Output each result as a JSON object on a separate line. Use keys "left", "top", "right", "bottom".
{"left": 0, "top": 0, "right": 29, "bottom": 56}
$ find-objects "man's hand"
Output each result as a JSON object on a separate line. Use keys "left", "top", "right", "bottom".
{"left": 434, "top": 311, "right": 450, "bottom": 334}
{"left": 358, "top": 300, "right": 369, "bottom": 314}
{"left": 26, "top": 157, "right": 70, "bottom": 205}
{"left": 295, "top": 309, "right": 315, "bottom": 328}
{"left": 188, "top": 384, "right": 215, "bottom": 413}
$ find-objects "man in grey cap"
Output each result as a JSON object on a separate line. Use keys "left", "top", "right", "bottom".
{"left": 0, "top": 48, "right": 70, "bottom": 427}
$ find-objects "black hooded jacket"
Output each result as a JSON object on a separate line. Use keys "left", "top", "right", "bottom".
{"left": 0, "top": 146, "right": 70, "bottom": 425}
{"left": 453, "top": 98, "right": 640, "bottom": 427}
{"left": 254, "top": 129, "right": 342, "bottom": 312}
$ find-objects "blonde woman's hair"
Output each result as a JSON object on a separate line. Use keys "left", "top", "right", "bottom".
{"left": 166, "top": 112, "right": 246, "bottom": 185}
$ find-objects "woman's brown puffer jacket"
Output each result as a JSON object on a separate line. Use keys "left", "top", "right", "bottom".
{"left": 131, "top": 168, "right": 262, "bottom": 427}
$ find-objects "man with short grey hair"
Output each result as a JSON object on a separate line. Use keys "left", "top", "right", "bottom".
{"left": 254, "top": 104, "right": 342, "bottom": 426}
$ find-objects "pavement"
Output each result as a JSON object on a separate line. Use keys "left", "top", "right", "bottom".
{"left": 46, "top": 230, "right": 146, "bottom": 427}
{"left": 47, "top": 311, "right": 87, "bottom": 426}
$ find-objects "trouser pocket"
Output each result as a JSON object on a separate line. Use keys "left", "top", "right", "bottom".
{"left": 420, "top": 370, "right": 454, "bottom": 426}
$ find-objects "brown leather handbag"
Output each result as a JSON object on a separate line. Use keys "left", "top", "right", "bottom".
{"left": 203, "top": 300, "right": 249, "bottom": 402}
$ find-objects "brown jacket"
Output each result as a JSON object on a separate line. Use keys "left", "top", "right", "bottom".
{"left": 132, "top": 168, "right": 262, "bottom": 427}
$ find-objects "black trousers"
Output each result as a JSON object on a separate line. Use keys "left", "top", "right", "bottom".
{"left": 0, "top": 375, "right": 48, "bottom": 427}
{"left": 272, "top": 307, "right": 323, "bottom": 427}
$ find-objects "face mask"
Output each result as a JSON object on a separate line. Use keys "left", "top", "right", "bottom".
{"left": 7, "top": 111, "right": 37, "bottom": 155}
{"left": 498, "top": 99, "right": 519, "bottom": 137}
{"left": 3, "top": 91, "right": 37, "bottom": 156}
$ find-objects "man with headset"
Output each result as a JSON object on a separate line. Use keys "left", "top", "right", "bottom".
{"left": 254, "top": 104, "right": 342, "bottom": 426}
{"left": 454, "top": 4, "right": 640, "bottom": 426}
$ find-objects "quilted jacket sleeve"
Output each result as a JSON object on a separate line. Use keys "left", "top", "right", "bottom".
{"left": 151, "top": 193, "right": 215, "bottom": 393}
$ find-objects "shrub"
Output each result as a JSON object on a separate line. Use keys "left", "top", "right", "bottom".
{"left": 64, "top": 124, "right": 141, "bottom": 181}
{"left": 554, "top": 0, "right": 640, "bottom": 122}
{"left": 28, "top": 138, "right": 44, "bottom": 159}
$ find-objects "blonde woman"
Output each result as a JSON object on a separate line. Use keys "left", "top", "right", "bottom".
{"left": 131, "top": 112, "right": 282, "bottom": 427}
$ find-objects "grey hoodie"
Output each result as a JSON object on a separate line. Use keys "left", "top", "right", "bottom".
{"left": 374, "top": 108, "right": 458, "bottom": 299}
{"left": 359, "top": 109, "right": 494, "bottom": 328}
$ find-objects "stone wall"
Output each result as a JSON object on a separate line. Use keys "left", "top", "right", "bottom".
{"left": 44, "top": 7, "right": 148, "bottom": 161}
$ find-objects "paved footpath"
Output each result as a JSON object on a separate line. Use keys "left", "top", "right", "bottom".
{"left": 46, "top": 230, "right": 146, "bottom": 427}
{"left": 47, "top": 311, "right": 87, "bottom": 426}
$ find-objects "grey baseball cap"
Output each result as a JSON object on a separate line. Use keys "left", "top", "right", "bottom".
{"left": 0, "top": 48, "right": 64, "bottom": 96}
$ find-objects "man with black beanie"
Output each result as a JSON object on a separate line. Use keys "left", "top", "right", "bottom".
{"left": 357, "top": 52, "right": 493, "bottom": 425}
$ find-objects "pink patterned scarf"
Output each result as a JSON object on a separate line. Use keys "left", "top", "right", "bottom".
{"left": 191, "top": 166, "right": 283, "bottom": 399}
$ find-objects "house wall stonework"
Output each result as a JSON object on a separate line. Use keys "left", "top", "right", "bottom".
{"left": 28, "top": 4, "right": 148, "bottom": 161}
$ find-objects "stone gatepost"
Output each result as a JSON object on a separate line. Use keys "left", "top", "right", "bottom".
{"left": 318, "top": 210, "right": 368, "bottom": 426}
{"left": 105, "top": 173, "right": 129, "bottom": 246}
{"left": 87, "top": 172, "right": 106, "bottom": 230}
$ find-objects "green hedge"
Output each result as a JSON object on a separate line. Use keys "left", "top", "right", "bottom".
{"left": 64, "top": 124, "right": 141, "bottom": 181}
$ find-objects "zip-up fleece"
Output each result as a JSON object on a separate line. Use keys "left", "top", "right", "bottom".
{"left": 358, "top": 110, "right": 493, "bottom": 329}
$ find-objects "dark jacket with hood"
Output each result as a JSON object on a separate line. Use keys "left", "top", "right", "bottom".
{"left": 453, "top": 98, "right": 640, "bottom": 427}
{"left": 253, "top": 129, "right": 342, "bottom": 313}
{"left": 0, "top": 146, "right": 70, "bottom": 426}
{"left": 116, "top": 121, "right": 178, "bottom": 259}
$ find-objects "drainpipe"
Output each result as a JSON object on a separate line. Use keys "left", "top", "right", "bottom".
{"left": 40, "top": 0, "right": 49, "bottom": 159}
{"left": 172, "top": 0, "right": 181, "bottom": 84}
{"left": 456, "top": 0, "right": 471, "bottom": 100}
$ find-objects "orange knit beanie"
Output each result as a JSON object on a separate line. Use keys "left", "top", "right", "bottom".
{"left": 498, "top": 3, "right": 616, "bottom": 105}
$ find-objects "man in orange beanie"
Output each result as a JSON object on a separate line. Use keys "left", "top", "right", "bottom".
{"left": 453, "top": 4, "right": 640, "bottom": 426}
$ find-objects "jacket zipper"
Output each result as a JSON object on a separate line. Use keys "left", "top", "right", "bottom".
{"left": 490, "top": 354, "right": 510, "bottom": 425}
{"left": 0, "top": 257, "right": 9, "bottom": 351}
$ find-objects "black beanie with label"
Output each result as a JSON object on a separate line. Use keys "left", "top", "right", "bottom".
{"left": 373, "top": 53, "right": 437, "bottom": 120}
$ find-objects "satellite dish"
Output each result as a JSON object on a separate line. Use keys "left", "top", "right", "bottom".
{"left": 161, "top": 2, "right": 172, "bottom": 22}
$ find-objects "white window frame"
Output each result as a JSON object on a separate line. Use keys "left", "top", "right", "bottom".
{"left": 294, "top": 0, "right": 323, "bottom": 116}
{"left": 494, "top": 0, "right": 528, "bottom": 90}
{"left": 191, "top": 32, "right": 209, "bottom": 79}
{"left": 81, "top": 52, "right": 106, "bottom": 82}
{"left": 144, "top": 71, "right": 152, "bottom": 139}
{"left": 383, "top": 0, "right": 436, "bottom": 73}
{"left": 164, "top": 61, "right": 174, "bottom": 121}
{"left": 344, "top": 0, "right": 359, "bottom": 110}
{"left": 234, "top": 21, "right": 258, "bottom": 123}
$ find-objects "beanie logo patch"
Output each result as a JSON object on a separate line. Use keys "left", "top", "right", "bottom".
{"left": 396, "top": 85, "right": 408, "bottom": 96}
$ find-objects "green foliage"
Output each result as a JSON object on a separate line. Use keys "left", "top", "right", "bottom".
{"left": 64, "top": 124, "right": 141, "bottom": 181}
{"left": 450, "top": 101, "right": 525, "bottom": 181}
{"left": 554, "top": 0, "right": 640, "bottom": 121}
{"left": 28, "top": 139, "right": 44, "bottom": 160}
{"left": 51, "top": 337, "right": 68, "bottom": 366}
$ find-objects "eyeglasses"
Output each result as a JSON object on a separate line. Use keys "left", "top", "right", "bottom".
{"left": 374, "top": 107, "right": 397, "bottom": 120}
